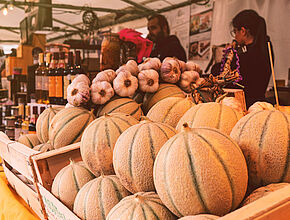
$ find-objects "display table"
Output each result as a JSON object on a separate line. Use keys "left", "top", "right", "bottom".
{"left": 0, "top": 165, "right": 40, "bottom": 220}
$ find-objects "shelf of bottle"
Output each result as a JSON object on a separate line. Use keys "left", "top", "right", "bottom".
{"left": 27, "top": 102, "right": 64, "bottom": 115}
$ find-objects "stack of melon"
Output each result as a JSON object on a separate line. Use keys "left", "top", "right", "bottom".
{"left": 18, "top": 106, "right": 95, "bottom": 152}
{"left": 46, "top": 98, "right": 289, "bottom": 219}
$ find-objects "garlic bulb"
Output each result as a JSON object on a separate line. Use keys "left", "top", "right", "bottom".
{"left": 92, "top": 69, "right": 116, "bottom": 84}
{"left": 186, "top": 61, "right": 202, "bottom": 74}
{"left": 179, "top": 71, "right": 200, "bottom": 92}
{"left": 72, "top": 74, "right": 90, "bottom": 85}
{"left": 139, "top": 57, "right": 161, "bottom": 71}
{"left": 178, "top": 60, "right": 187, "bottom": 72}
{"left": 160, "top": 58, "right": 181, "bottom": 83}
{"left": 67, "top": 82, "right": 90, "bottom": 107}
{"left": 65, "top": 103, "right": 74, "bottom": 108}
{"left": 126, "top": 60, "right": 139, "bottom": 76}
{"left": 116, "top": 65, "right": 129, "bottom": 75}
{"left": 91, "top": 81, "right": 114, "bottom": 105}
{"left": 113, "top": 70, "right": 138, "bottom": 97}
{"left": 138, "top": 69, "right": 159, "bottom": 93}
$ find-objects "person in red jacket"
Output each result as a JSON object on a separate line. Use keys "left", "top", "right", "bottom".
{"left": 147, "top": 14, "right": 186, "bottom": 62}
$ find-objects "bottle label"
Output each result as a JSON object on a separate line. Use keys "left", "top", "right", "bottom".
{"left": 55, "top": 76, "right": 63, "bottom": 98}
{"left": 42, "top": 76, "right": 49, "bottom": 91}
{"left": 49, "top": 76, "right": 56, "bottom": 97}
{"left": 35, "top": 75, "right": 42, "bottom": 90}
{"left": 63, "top": 75, "right": 70, "bottom": 100}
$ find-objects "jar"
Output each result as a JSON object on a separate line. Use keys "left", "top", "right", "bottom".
{"left": 5, "top": 126, "right": 15, "bottom": 140}
{"left": 4, "top": 116, "right": 16, "bottom": 127}
{"left": 100, "top": 33, "right": 120, "bottom": 71}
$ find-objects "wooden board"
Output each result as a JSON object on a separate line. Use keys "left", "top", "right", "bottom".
{"left": 220, "top": 184, "right": 290, "bottom": 220}
{"left": 32, "top": 142, "right": 82, "bottom": 192}
{"left": 3, "top": 163, "right": 47, "bottom": 219}
{"left": 31, "top": 142, "right": 82, "bottom": 220}
{"left": 223, "top": 88, "right": 247, "bottom": 112}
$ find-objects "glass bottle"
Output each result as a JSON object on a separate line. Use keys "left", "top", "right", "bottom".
{"left": 63, "top": 52, "right": 74, "bottom": 103}
{"left": 42, "top": 53, "right": 51, "bottom": 104}
{"left": 49, "top": 52, "right": 59, "bottom": 104}
{"left": 28, "top": 106, "right": 38, "bottom": 134}
{"left": 55, "top": 51, "right": 65, "bottom": 105}
{"left": 21, "top": 105, "right": 30, "bottom": 135}
{"left": 35, "top": 53, "right": 45, "bottom": 103}
{"left": 72, "top": 51, "right": 85, "bottom": 80}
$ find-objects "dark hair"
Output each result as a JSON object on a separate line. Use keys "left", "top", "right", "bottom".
{"left": 148, "top": 14, "right": 170, "bottom": 35}
{"left": 232, "top": 10, "right": 273, "bottom": 57}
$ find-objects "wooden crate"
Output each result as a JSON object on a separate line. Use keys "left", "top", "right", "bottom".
{"left": 32, "top": 142, "right": 82, "bottom": 220}
{"left": 223, "top": 88, "right": 247, "bottom": 112}
{"left": 0, "top": 132, "right": 47, "bottom": 219}
{"left": 220, "top": 184, "right": 290, "bottom": 220}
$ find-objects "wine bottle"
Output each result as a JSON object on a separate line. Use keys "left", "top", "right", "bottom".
{"left": 63, "top": 52, "right": 74, "bottom": 102}
{"left": 55, "top": 52, "right": 65, "bottom": 105}
{"left": 35, "top": 53, "right": 45, "bottom": 103}
{"left": 42, "top": 53, "right": 51, "bottom": 104}
{"left": 72, "top": 50, "right": 85, "bottom": 80}
{"left": 49, "top": 52, "right": 59, "bottom": 104}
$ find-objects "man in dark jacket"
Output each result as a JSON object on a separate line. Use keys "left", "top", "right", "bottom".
{"left": 147, "top": 14, "right": 186, "bottom": 62}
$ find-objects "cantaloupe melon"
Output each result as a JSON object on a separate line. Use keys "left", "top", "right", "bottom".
{"left": 241, "top": 183, "right": 289, "bottom": 207}
{"left": 81, "top": 113, "right": 138, "bottom": 176}
{"left": 247, "top": 101, "right": 274, "bottom": 113}
{"left": 51, "top": 161, "right": 95, "bottom": 210}
{"left": 143, "top": 83, "right": 185, "bottom": 114}
{"left": 230, "top": 110, "right": 290, "bottom": 189}
{"left": 179, "top": 214, "right": 219, "bottom": 220}
{"left": 176, "top": 102, "right": 243, "bottom": 135}
{"left": 73, "top": 174, "right": 131, "bottom": 220}
{"left": 106, "top": 192, "right": 176, "bottom": 220}
{"left": 18, "top": 134, "right": 41, "bottom": 148}
{"left": 113, "top": 118, "right": 176, "bottom": 193}
{"left": 49, "top": 107, "right": 95, "bottom": 149}
{"left": 95, "top": 97, "right": 143, "bottom": 120}
{"left": 147, "top": 96, "right": 195, "bottom": 128}
{"left": 36, "top": 106, "right": 64, "bottom": 143}
{"left": 33, "top": 141, "right": 54, "bottom": 152}
{"left": 153, "top": 124, "right": 248, "bottom": 217}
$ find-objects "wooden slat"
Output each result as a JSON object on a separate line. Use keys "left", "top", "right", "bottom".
{"left": 220, "top": 185, "right": 290, "bottom": 220}
{"left": 3, "top": 164, "right": 47, "bottom": 219}
{"left": 32, "top": 142, "right": 82, "bottom": 191}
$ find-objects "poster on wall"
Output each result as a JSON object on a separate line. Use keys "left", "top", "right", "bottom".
{"left": 188, "top": 0, "right": 213, "bottom": 60}
{"left": 162, "top": 6, "right": 190, "bottom": 59}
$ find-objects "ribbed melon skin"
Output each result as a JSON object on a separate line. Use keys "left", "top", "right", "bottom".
{"left": 230, "top": 110, "right": 290, "bottom": 189}
{"left": 73, "top": 175, "right": 131, "bottom": 220}
{"left": 49, "top": 107, "right": 95, "bottom": 149}
{"left": 176, "top": 102, "right": 243, "bottom": 135}
{"left": 178, "top": 214, "right": 220, "bottom": 220}
{"left": 81, "top": 113, "right": 139, "bottom": 176}
{"left": 143, "top": 83, "right": 185, "bottom": 114}
{"left": 51, "top": 161, "right": 95, "bottom": 210}
{"left": 153, "top": 126, "right": 248, "bottom": 217}
{"left": 147, "top": 96, "right": 195, "bottom": 128}
{"left": 18, "top": 134, "right": 41, "bottom": 148}
{"left": 36, "top": 106, "right": 64, "bottom": 143}
{"left": 241, "top": 183, "right": 289, "bottom": 207}
{"left": 113, "top": 120, "right": 176, "bottom": 193}
{"left": 33, "top": 142, "right": 54, "bottom": 152}
{"left": 106, "top": 191, "right": 176, "bottom": 220}
{"left": 96, "top": 97, "right": 143, "bottom": 120}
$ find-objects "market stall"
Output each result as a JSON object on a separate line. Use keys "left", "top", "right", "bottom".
{"left": 0, "top": 0, "right": 289, "bottom": 220}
